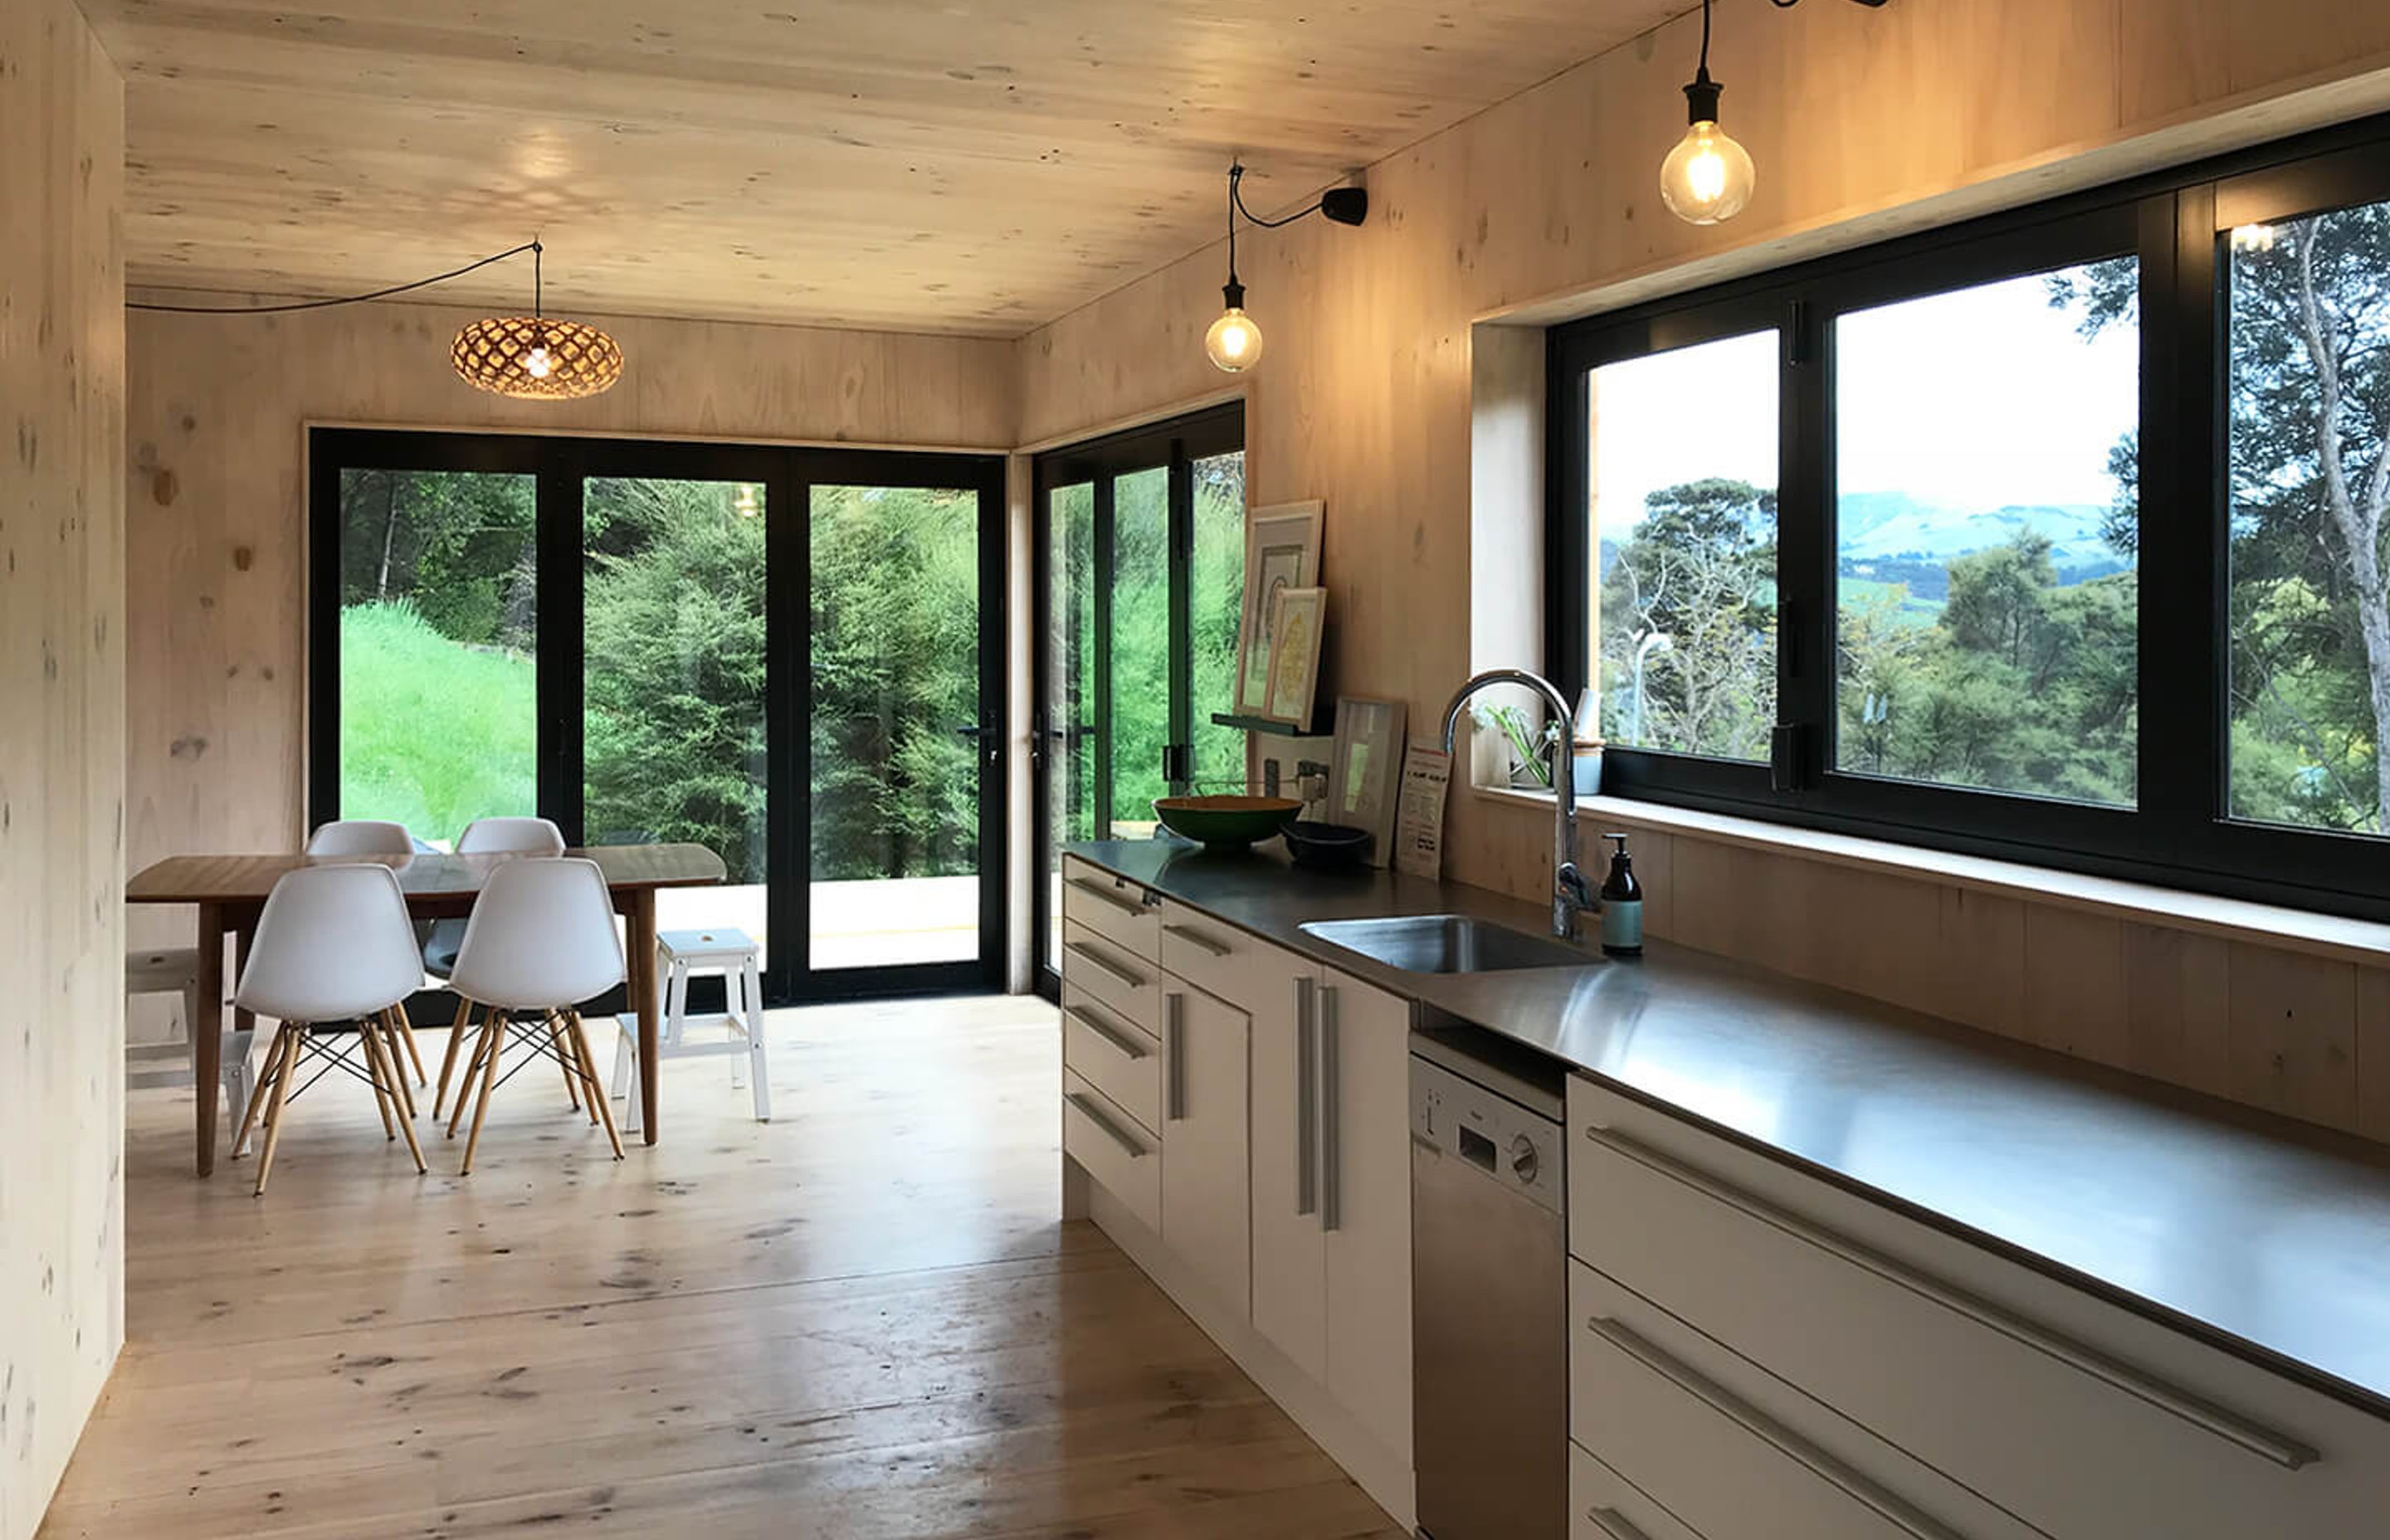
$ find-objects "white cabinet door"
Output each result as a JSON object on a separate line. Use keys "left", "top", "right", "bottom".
{"left": 1247, "top": 946, "right": 1329, "bottom": 1380}
{"left": 1319, "top": 970, "right": 1414, "bottom": 1464}
{"left": 1160, "top": 979, "right": 1251, "bottom": 1323}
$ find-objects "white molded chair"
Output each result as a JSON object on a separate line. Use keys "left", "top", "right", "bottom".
{"left": 302, "top": 819, "right": 432, "bottom": 1084}
{"left": 445, "top": 856, "right": 627, "bottom": 1174}
{"left": 305, "top": 819, "right": 416, "bottom": 857}
{"left": 231, "top": 863, "right": 429, "bottom": 1195}
{"left": 612, "top": 928, "right": 769, "bottom": 1133}
{"left": 429, "top": 816, "right": 568, "bottom": 1119}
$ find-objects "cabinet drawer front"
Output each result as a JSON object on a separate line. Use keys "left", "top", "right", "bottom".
{"left": 1157, "top": 899, "right": 1260, "bottom": 1012}
{"left": 1061, "top": 919, "right": 1160, "bottom": 1034}
{"left": 1568, "top": 1078, "right": 2353, "bottom": 1539}
{"left": 1061, "top": 858, "right": 1159, "bottom": 960}
{"left": 1568, "top": 1262, "right": 1957, "bottom": 1540}
{"left": 1064, "top": 1070, "right": 1160, "bottom": 1234}
{"left": 1570, "top": 1442, "right": 1705, "bottom": 1540}
{"left": 1062, "top": 987, "right": 1161, "bottom": 1136}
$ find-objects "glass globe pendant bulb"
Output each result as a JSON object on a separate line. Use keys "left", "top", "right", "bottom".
{"left": 523, "top": 343, "right": 554, "bottom": 378}
{"left": 1661, "top": 118, "right": 1754, "bottom": 225}
{"left": 1207, "top": 305, "right": 1263, "bottom": 373}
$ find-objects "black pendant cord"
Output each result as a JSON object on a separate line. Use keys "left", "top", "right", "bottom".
{"left": 1226, "top": 166, "right": 1242, "bottom": 290}
{"left": 127, "top": 240, "right": 541, "bottom": 314}
{"left": 1230, "top": 170, "right": 1333, "bottom": 230}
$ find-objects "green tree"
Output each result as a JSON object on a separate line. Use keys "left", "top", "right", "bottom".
{"left": 1599, "top": 477, "right": 1777, "bottom": 758}
{"left": 581, "top": 479, "right": 768, "bottom": 883}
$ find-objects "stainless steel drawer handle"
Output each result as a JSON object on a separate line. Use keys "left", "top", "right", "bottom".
{"left": 1066, "top": 876, "right": 1145, "bottom": 917}
{"left": 1319, "top": 984, "right": 1343, "bottom": 1232}
{"left": 1064, "top": 938, "right": 1147, "bottom": 992}
{"left": 1164, "top": 992, "right": 1188, "bottom": 1121}
{"left": 1584, "top": 1508, "right": 1652, "bottom": 1540}
{"left": 1066, "top": 1091, "right": 1148, "bottom": 1159}
{"left": 1062, "top": 1004, "right": 1148, "bottom": 1061}
{"left": 1295, "top": 976, "right": 1318, "bottom": 1217}
{"left": 1582, "top": 1122, "right": 2320, "bottom": 1471}
{"left": 1163, "top": 922, "right": 1232, "bottom": 958}
{"left": 1586, "top": 1315, "right": 1966, "bottom": 1540}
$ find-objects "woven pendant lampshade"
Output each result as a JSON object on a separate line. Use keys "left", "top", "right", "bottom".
{"left": 450, "top": 241, "right": 622, "bottom": 400}
{"left": 451, "top": 314, "right": 622, "bottom": 400}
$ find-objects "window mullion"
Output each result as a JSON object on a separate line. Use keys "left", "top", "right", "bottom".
{"left": 1778, "top": 294, "right": 1834, "bottom": 794}
{"left": 2137, "top": 187, "right": 2217, "bottom": 863}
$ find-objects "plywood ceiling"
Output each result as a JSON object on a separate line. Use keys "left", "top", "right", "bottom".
{"left": 82, "top": 0, "right": 1683, "bottom": 335}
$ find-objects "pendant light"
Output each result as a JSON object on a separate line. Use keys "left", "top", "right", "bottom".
{"left": 1204, "top": 163, "right": 1368, "bottom": 374}
{"left": 1659, "top": 0, "right": 1889, "bottom": 227}
{"left": 1660, "top": 0, "right": 1756, "bottom": 225}
{"left": 451, "top": 241, "right": 624, "bottom": 400}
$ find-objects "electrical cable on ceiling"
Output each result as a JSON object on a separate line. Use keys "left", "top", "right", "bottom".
{"left": 1230, "top": 176, "right": 1330, "bottom": 230}
{"left": 126, "top": 241, "right": 542, "bottom": 314}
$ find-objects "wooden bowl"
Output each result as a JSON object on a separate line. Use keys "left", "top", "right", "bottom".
{"left": 1152, "top": 795, "right": 1304, "bottom": 849}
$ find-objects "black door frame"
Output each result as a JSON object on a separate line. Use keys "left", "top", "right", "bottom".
{"left": 1027, "top": 402, "right": 1244, "bottom": 998}
{"left": 307, "top": 426, "right": 1009, "bottom": 1006}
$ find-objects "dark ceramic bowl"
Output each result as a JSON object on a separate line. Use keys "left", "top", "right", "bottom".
{"left": 1281, "top": 820, "right": 1372, "bottom": 869}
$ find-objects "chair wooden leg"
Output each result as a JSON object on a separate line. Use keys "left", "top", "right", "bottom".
{"left": 363, "top": 1026, "right": 398, "bottom": 1143}
{"left": 548, "top": 1011, "right": 583, "bottom": 1113}
{"left": 460, "top": 1011, "right": 508, "bottom": 1176}
{"left": 433, "top": 995, "right": 474, "bottom": 1120}
{"left": 252, "top": 1025, "right": 305, "bottom": 1196}
{"left": 363, "top": 1015, "right": 428, "bottom": 1175}
{"left": 232, "top": 1024, "right": 286, "bottom": 1158}
{"left": 567, "top": 1010, "right": 626, "bottom": 1161}
{"left": 374, "top": 1011, "right": 417, "bottom": 1119}
{"left": 446, "top": 1013, "right": 496, "bottom": 1140}
{"left": 393, "top": 1000, "right": 429, "bottom": 1086}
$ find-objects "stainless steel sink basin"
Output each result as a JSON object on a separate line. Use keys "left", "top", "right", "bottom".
{"left": 1299, "top": 914, "right": 1593, "bottom": 974}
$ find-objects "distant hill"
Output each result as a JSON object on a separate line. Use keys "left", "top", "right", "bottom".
{"left": 1837, "top": 495, "right": 2123, "bottom": 578}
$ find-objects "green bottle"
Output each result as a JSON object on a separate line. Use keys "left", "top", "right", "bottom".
{"left": 1599, "top": 832, "right": 1642, "bottom": 958}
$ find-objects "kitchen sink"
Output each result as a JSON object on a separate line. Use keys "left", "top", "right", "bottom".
{"left": 1299, "top": 914, "right": 1593, "bottom": 974}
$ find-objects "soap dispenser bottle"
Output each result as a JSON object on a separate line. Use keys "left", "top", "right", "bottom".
{"left": 1598, "top": 831, "right": 1642, "bottom": 958}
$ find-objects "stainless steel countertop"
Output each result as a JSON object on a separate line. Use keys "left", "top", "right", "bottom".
{"left": 1067, "top": 839, "right": 2390, "bottom": 1421}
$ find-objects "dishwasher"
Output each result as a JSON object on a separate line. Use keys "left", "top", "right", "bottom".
{"left": 1410, "top": 1022, "right": 1568, "bottom": 1540}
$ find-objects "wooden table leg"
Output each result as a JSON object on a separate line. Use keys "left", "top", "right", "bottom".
{"left": 631, "top": 889, "right": 660, "bottom": 1145}
{"left": 193, "top": 903, "right": 226, "bottom": 1177}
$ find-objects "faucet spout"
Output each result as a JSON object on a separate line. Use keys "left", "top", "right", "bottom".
{"left": 1440, "top": 668, "right": 1590, "bottom": 942}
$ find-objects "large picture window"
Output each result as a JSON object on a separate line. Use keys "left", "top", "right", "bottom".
{"left": 1550, "top": 119, "right": 2390, "bottom": 919}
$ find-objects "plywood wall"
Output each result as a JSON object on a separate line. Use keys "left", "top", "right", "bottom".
{"left": 122, "top": 300, "right": 1016, "bottom": 1040}
{"left": 1012, "top": 0, "right": 2390, "bottom": 1142}
{"left": 0, "top": 2, "right": 127, "bottom": 1536}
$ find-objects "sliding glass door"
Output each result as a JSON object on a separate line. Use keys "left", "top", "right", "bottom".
{"left": 310, "top": 429, "right": 1006, "bottom": 1003}
{"left": 1031, "top": 403, "right": 1245, "bottom": 992}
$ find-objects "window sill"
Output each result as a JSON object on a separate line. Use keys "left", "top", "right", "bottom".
{"left": 1470, "top": 782, "right": 2390, "bottom": 969}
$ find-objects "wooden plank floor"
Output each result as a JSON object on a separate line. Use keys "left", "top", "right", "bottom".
{"left": 40, "top": 996, "right": 1402, "bottom": 1538}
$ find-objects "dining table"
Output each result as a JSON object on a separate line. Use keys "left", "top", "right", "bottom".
{"left": 126, "top": 842, "right": 728, "bottom": 1176}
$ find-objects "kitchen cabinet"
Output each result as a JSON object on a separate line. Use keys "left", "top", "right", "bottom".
{"left": 1061, "top": 870, "right": 1415, "bottom": 1527}
{"left": 1158, "top": 979, "right": 1250, "bottom": 1320}
{"left": 1565, "top": 1075, "right": 2390, "bottom": 1540}
{"left": 1246, "top": 953, "right": 1414, "bottom": 1464}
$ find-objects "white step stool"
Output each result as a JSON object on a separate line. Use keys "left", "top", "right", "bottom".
{"left": 126, "top": 946, "right": 256, "bottom": 1132}
{"left": 612, "top": 927, "right": 768, "bottom": 1132}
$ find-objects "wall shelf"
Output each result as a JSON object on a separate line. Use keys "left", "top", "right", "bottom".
{"left": 1212, "top": 709, "right": 1333, "bottom": 740}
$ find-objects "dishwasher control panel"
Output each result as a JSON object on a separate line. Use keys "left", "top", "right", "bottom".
{"left": 1412, "top": 1055, "right": 1563, "bottom": 1215}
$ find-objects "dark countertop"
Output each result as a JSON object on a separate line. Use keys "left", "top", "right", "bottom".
{"left": 1067, "top": 839, "right": 2390, "bottom": 1421}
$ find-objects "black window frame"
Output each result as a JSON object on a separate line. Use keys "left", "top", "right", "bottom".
{"left": 1549, "top": 113, "right": 2390, "bottom": 922}
{"left": 308, "top": 426, "right": 1010, "bottom": 1005}
{"left": 1029, "top": 402, "right": 1245, "bottom": 997}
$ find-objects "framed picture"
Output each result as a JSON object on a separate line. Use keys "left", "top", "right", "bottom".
{"left": 1330, "top": 695, "right": 1408, "bottom": 865}
{"left": 1261, "top": 587, "right": 1326, "bottom": 728}
{"left": 1234, "top": 500, "right": 1324, "bottom": 715}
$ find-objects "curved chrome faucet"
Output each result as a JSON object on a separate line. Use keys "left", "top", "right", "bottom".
{"left": 1440, "top": 668, "right": 1594, "bottom": 941}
